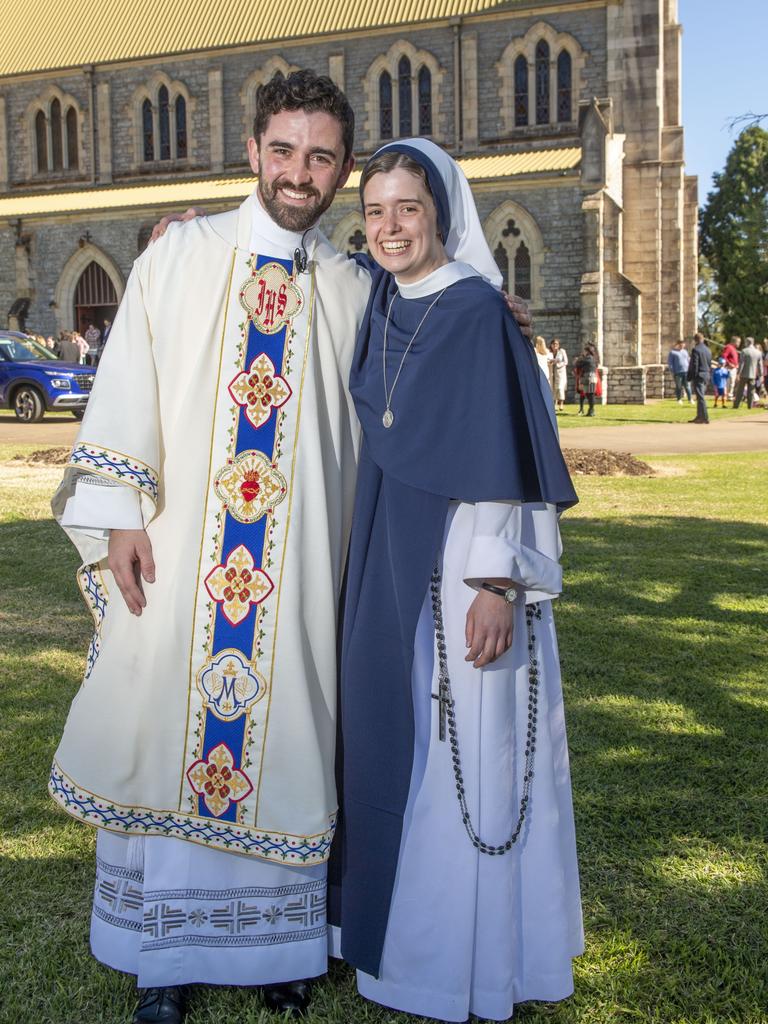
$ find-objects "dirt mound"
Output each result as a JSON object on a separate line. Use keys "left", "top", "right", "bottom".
{"left": 13, "top": 447, "right": 71, "bottom": 465}
{"left": 563, "top": 448, "right": 654, "bottom": 477}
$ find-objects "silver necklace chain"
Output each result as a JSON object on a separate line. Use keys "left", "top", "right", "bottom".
{"left": 430, "top": 565, "right": 541, "bottom": 855}
{"left": 381, "top": 287, "right": 447, "bottom": 428}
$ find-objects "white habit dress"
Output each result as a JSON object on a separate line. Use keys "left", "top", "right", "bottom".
{"left": 55, "top": 194, "right": 371, "bottom": 987}
{"left": 332, "top": 266, "right": 583, "bottom": 1022}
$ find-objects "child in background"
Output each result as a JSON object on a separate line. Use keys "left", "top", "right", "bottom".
{"left": 712, "top": 358, "right": 729, "bottom": 408}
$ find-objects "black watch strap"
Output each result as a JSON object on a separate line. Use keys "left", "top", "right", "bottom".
{"left": 481, "top": 582, "right": 511, "bottom": 601}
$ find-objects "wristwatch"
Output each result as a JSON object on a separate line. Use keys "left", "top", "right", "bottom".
{"left": 480, "top": 582, "right": 516, "bottom": 604}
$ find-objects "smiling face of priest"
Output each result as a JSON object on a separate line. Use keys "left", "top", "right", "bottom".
{"left": 362, "top": 166, "right": 449, "bottom": 285}
{"left": 247, "top": 109, "right": 355, "bottom": 233}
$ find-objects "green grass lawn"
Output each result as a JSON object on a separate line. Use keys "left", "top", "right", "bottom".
{"left": 557, "top": 400, "right": 761, "bottom": 428}
{"left": 1, "top": 449, "right": 766, "bottom": 1024}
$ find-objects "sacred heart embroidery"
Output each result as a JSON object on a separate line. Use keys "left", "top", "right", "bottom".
{"left": 239, "top": 261, "right": 303, "bottom": 335}
{"left": 213, "top": 450, "right": 287, "bottom": 525}
{"left": 229, "top": 352, "right": 292, "bottom": 429}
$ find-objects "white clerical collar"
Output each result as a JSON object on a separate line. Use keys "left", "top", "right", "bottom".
{"left": 395, "top": 260, "right": 479, "bottom": 299}
{"left": 248, "top": 189, "right": 317, "bottom": 255}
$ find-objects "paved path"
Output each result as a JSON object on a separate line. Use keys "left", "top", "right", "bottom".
{"left": 559, "top": 411, "right": 768, "bottom": 454}
{"left": 2, "top": 410, "right": 768, "bottom": 456}
{"left": 0, "top": 414, "right": 79, "bottom": 447}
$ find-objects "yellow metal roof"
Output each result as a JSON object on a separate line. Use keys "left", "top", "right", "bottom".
{"left": 1, "top": 0, "right": 526, "bottom": 77}
{"left": 0, "top": 149, "right": 580, "bottom": 220}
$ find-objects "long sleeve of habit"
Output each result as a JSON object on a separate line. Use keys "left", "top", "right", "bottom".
{"left": 462, "top": 500, "right": 563, "bottom": 602}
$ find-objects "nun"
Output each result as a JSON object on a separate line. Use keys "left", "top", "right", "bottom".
{"left": 329, "top": 140, "right": 584, "bottom": 1023}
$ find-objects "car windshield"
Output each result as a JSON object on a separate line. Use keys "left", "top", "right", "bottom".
{"left": 0, "top": 337, "right": 53, "bottom": 362}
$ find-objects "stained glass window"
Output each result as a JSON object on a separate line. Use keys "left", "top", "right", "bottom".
{"left": 175, "top": 96, "right": 187, "bottom": 158}
{"left": 535, "top": 40, "right": 550, "bottom": 125}
{"left": 418, "top": 66, "right": 432, "bottom": 135}
{"left": 51, "top": 98, "right": 63, "bottom": 170}
{"left": 557, "top": 50, "right": 572, "bottom": 122}
{"left": 142, "top": 98, "right": 154, "bottom": 161}
{"left": 66, "top": 106, "right": 78, "bottom": 169}
{"left": 35, "top": 110, "right": 48, "bottom": 172}
{"left": 398, "top": 56, "right": 412, "bottom": 136}
{"left": 379, "top": 72, "right": 393, "bottom": 140}
{"left": 494, "top": 242, "right": 509, "bottom": 292}
{"left": 514, "top": 55, "right": 528, "bottom": 127}
{"left": 514, "top": 242, "right": 531, "bottom": 299}
{"left": 158, "top": 85, "right": 170, "bottom": 161}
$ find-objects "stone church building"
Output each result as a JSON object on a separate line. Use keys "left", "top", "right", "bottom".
{"left": 0, "top": 0, "right": 697, "bottom": 401}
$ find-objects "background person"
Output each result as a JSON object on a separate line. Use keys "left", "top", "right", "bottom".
{"left": 574, "top": 344, "right": 599, "bottom": 417}
{"left": 712, "top": 358, "right": 729, "bottom": 408}
{"left": 667, "top": 339, "right": 692, "bottom": 403}
{"left": 721, "top": 336, "right": 740, "bottom": 401}
{"left": 549, "top": 337, "right": 568, "bottom": 412}
{"left": 733, "top": 337, "right": 762, "bottom": 409}
{"left": 687, "top": 332, "right": 713, "bottom": 423}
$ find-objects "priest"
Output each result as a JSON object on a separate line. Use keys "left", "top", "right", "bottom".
{"left": 50, "top": 70, "right": 369, "bottom": 1023}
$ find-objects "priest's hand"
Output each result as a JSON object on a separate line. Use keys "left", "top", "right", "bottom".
{"left": 108, "top": 529, "right": 156, "bottom": 616}
{"left": 465, "top": 590, "right": 514, "bottom": 668}
{"left": 151, "top": 207, "right": 206, "bottom": 242}
{"left": 503, "top": 293, "right": 532, "bottom": 339}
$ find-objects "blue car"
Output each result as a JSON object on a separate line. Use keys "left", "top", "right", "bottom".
{"left": 0, "top": 331, "right": 95, "bottom": 423}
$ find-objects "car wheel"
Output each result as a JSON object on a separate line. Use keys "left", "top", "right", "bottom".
{"left": 71, "top": 410, "right": 85, "bottom": 420}
{"left": 13, "top": 386, "right": 45, "bottom": 423}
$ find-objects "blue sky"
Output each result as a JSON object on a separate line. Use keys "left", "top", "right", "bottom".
{"left": 680, "top": 0, "right": 768, "bottom": 205}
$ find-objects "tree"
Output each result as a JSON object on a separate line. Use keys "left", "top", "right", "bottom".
{"left": 699, "top": 126, "right": 768, "bottom": 339}
{"left": 697, "top": 254, "right": 724, "bottom": 344}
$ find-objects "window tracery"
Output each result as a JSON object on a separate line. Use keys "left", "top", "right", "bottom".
{"left": 363, "top": 41, "right": 444, "bottom": 149}
{"left": 29, "top": 87, "right": 82, "bottom": 175}
{"left": 133, "top": 73, "right": 192, "bottom": 164}
{"left": 496, "top": 23, "right": 586, "bottom": 134}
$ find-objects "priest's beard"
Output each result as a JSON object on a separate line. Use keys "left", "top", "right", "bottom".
{"left": 258, "top": 170, "right": 336, "bottom": 233}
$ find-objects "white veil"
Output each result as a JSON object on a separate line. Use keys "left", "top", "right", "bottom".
{"left": 375, "top": 138, "right": 503, "bottom": 289}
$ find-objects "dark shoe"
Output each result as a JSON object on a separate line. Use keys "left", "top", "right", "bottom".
{"left": 133, "top": 987, "right": 187, "bottom": 1023}
{"left": 688, "top": 417, "right": 704, "bottom": 423}
{"left": 262, "top": 979, "right": 312, "bottom": 1018}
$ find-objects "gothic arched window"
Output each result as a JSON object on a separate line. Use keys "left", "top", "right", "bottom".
{"left": 514, "top": 242, "right": 532, "bottom": 299}
{"left": 142, "top": 98, "right": 154, "bottom": 161}
{"left": 557, "top": 50, "right": 572, "bottom": 122}
{"left": 398, "top": 56, "right": 412, "bottom": 136}
{"left": 35, "top": 110, "right": 48, "bottom": 172}
{"left": 66, "top": 107, "right": 78, "bottom": 168}
{"left": 379, "top": 72, "right": 393, "bottom": 139}
{"left": 51, "top": 98, "right": 63, "bottom": 170}
{"left": 158, "top": 85, "right": 171, "bottom": 161}
{"left": 514, "top": 55, "right": 528, "bottom": 128}
{"left": 418, "top": 66, "right": 432, "bottom": 134}
{"left": 535, "top": 41, "right": 550, "bottom": 125}
{"left": 175, "top": 95, "right": 187, "bottom": 159}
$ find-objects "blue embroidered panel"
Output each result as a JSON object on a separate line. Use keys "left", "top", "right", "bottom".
{"left": 198, "top": 252, "right": 293, "bottom": 822}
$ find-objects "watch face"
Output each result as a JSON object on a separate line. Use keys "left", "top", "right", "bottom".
{"left": 504, "top": 588, "right": 516, "bottom": 603}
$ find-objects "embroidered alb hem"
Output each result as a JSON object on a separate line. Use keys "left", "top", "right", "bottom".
{"left": 49, "top": 762, "right": 335, "bottom": 864}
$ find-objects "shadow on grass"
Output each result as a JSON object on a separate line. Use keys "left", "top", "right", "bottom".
{"left": 555, "top": 514, "right": 768, "bottom": 1019}
{"left": 2, "top": 514, "right": 767, "bottom": 1022}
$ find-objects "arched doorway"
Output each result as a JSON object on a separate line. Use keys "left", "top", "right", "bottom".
{"left": 74, "top": 261, "right": 118, "bottom": 336}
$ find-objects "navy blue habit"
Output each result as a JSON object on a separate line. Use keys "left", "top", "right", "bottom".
{"left": 328, "top": 252, "right": 578, "bottom": 978}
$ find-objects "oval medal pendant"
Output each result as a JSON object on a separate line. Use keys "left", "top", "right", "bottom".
{"left": 383, "top": 409, "right": 394, "bottom": 428}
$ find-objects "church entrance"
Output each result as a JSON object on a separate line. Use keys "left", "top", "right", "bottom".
{"left": 74, "top": 261, "right": 118, "bottom": 336}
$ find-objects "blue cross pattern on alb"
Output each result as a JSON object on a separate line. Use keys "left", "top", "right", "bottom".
{"left": 198, "top": 252, "right": 294, "bottom": 822}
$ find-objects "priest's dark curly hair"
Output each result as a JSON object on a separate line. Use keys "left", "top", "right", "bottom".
{"left": 253, "top": 69, "right": 355, "bottom": 162}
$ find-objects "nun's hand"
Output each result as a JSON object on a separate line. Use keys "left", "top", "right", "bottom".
{"left": 465, "top": 590, "right": 514, "bottom": 669}
{"left": 503, "top": 292, "right": 532, "bottom": 339}
{"left": 150, "top": 207, "right": 207, "bottom": 242}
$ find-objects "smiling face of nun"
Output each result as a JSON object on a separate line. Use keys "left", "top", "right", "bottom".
{"left": 362, "top": 165, "right": 449, "bottom": 284}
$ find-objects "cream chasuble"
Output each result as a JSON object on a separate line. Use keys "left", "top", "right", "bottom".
{"left": 50, "top": 193, "right": 370, "bottom": 864}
